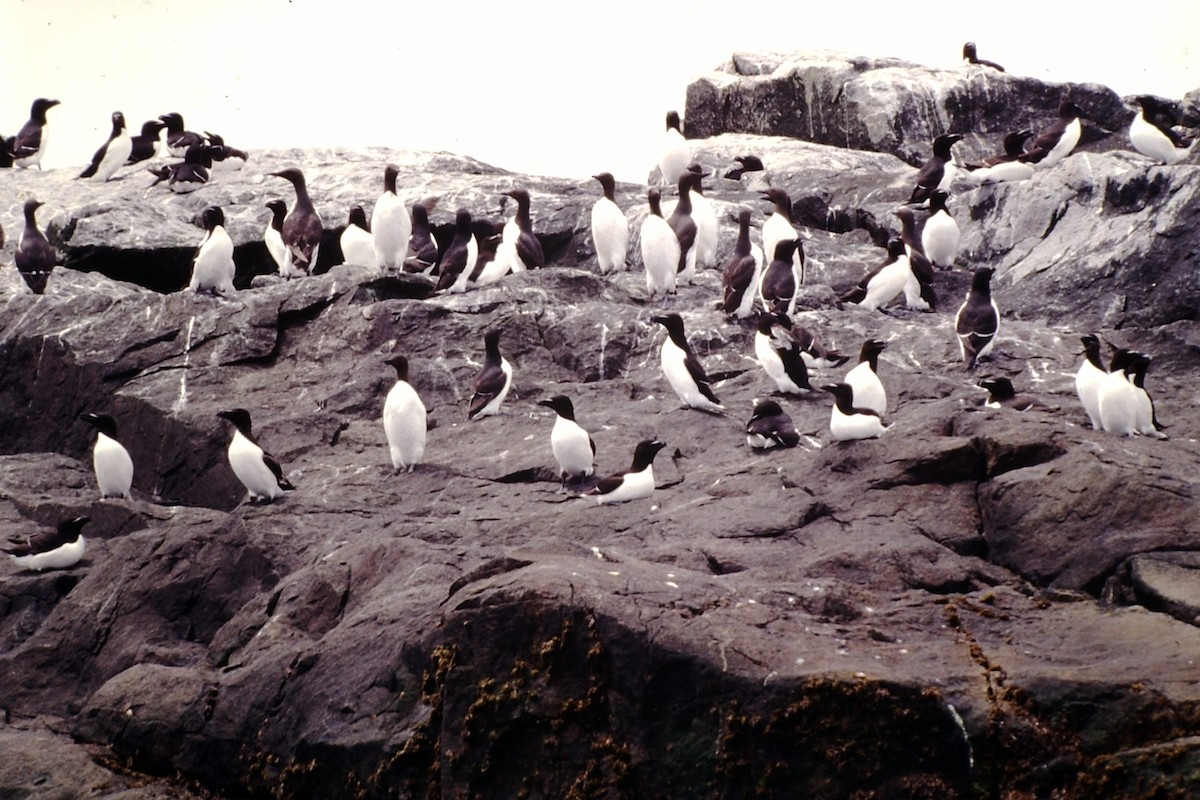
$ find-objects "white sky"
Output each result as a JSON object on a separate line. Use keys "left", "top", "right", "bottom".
{"left": 4, "top": 0, "right": 1198, "bottom": 183}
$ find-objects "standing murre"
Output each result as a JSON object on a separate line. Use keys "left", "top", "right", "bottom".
{"left": 79, "top": 111, "right": 132, "bottom": 181}
{"left": 435, "top": 208, "right": 477, "bottom": 294}
{"left": 761, "top": 188, "right": 804, "bottom": 286}
{"left": 962, "top": 42, "right": 1004, "bottom": 72}
{"left": 755, "top": 311, "right": 813, "bottom": 395}
{"left": 591, "top": 172, "right": 629, "bottom": 275}
{"left": 339, "top": 205, "right": 375, "bottom": 267}
{"left": 686, "top": 164, "right": 719, "bottom": 270}
{"left": 745, "top": 399, "right": 800, "bottom": 449}
{"left": 1075, "top": 334, "right": 1107, "bottom": 430}
{"left": 405, "top": 202, "right": 439, "bottom": 274}
{"left": 372, "top": 164, "right": 411, "bottom": 271}
{"left": 383, "top": 355, "right": 427, "bottom": 472}
{"left": 1128, "top": 352, "right": 1168, "bottom": 438}
{"left": 658, "top": 111, "right": 689, "bottom": 187}
{"left": 5, "top": 516, "right": 89, "bottom": 572}
{"left": 217, "top": 409, "right": 296, "bottom": 503}
{"left": 584, "top": 439, "right": 667, "bottom": 505}
{"left": 921, "top": 191, "right": 960, "bottom": 270}
{"left": 720, "top": 208, "right": 763, "bottom": 320}
{"left": 468, "top": 329, "right": 513, "bottom": 420}
{"left": 159, "top": 112, "right": 204, "bottom": 157}
{"left": 15, "top": 199, "right": 57, "bottom": 294}
{"left": 10, "top": 98, "right": 60, "bottom": 169}
{"left": 955, "top": 267, "right": 999, "bottom": 370}
{"left": 270, "top": 167, "right": 324, "bottom": 278}
{"left": 502, "top": 188, "right": 544, "bottom": 271}
{"left": 894, "top": 207, "right": 937, "bottom": 310}
{"left": 909, "top": 133, "right": 964, "bottom": 205}
{"left": 189, "top": 206, "right": 236, "bottom": 298}
{"left": 641, "top": 188, "right": 679, "bottom": 306}
{"left": 125, "top": 119, "right": 166, "bottom": 165}
{"left": 666, "top": 171, "right": 700, "bottom": 284}
{"left": 264, "top": 200, "right": 288, "bottom": 274}
{"left": 80, "top": 413, "right": 134, "bottom": 500}
{"left": 841, "top": 238, "right": 911, "bottom": 313}
{"left": 652, "top": 312, "right": 724, "bottom": 413}
{"left": 1097, "top": 349, "right": 1139, "bottom": 436}
{"left": 537, "top": 394, "right": 596, "bottom": 492}
{"left": 759, "top": 238, "right": 804, "bottom": 316}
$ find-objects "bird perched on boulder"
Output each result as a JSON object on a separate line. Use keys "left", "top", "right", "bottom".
{"left": 823, "top": 383, "right": 888, "bottom": 442}
{"left": 80, "top": 413, "right": 134, "bottom": 500}
{"left": 761, "top": 188, "right": 804, "bottom": 286}
{"left": 468, "top": 329, "right": 513, "bottom": 420}
{"left": 79, "top": 111, "right": 132, "bottom": 181}
{"left": 652, "top": 312, "right": 724, "bottom": 413}
{"left": 1075, "top": 334, "right": 1106, "bottom": 430}
{"left": 977, "top": 377, "right": 1055, "bottom": 411}
{"left": 270, "top": 167, "right": 324, "bottom": 277}
{"left": 686, "top": 164, "right": 719, "bottom": 270}
{"left": 1128, "top": 96, "right": 1194, "bottom": 165}
{"left": 125, "top": 119, "right": 166, "bottom": 165}
{"left": 339, "top": 206, "right": 375, "bottom": 267}
{"left": 590, "top": 172, "right": 629, "bottom": 275}
{"left": 658, "top": 110, "right": 689, "bottom": 186}
{"left": 264, "top": 200, "right": 288, "bottom": 274}
{"left": 371, "top": 164, "right": 410, "bottom": 271}
{"left": 1128, "top": 352, "right": 1168, "bottom": 438}
{"left": 666, "top": 171, "right": 700, "bottom": 284}
{"left": 15, "top": 199, "right": 56, "bottom": 294}
{"left": 537, "top": 394, "right": 596, "bottom": 492}
{"left": 909, "top": 133, "right": 963, "bottom": 205}
{"left": 203, "top": 131, "right": 247, "bottom": 172}
{"left": 955, "top": 268, "right": 999, "bottom": 370}
{"left": 745, "top": 399, "right": 800, "bottom": 449}
{"left": 189, "top": 206, "right": 236, "bottom": 298}
{"left": 435, "top": 209, "right": 478, "bottom": 294}
{"left": 641, "top": 189, "right": 679, "bottom": 306}
{"left": 4, "top": 516, "right": 89, "bottom": 572}
{"left": 725, "top": 154, "right": 764, "bottom": 181}
{"left": 158, "top": 112, "right": 204, "bottom": 157}
{"left": 759, "top": 239, "right": 804, "bottom": 317}
{"left": 217, "top": 409, "right": 295, "bottom": 504}
{"left": 843, "top": 339, "right": 887, "bottom": 416}
{"left": 720, "top": 208, "right": 763, "bottom": 320}
{"left": 585, "top": 439, "right": 666, "bottom": 505}
{"left": 921, "top": 191, "right": 960, "bottom": 270}
{"left": 754, "top": 311, "right": 813, "bottom": 395}
{"left": 894, "top": 207, "right": 936, "bottom": 310}
{"left": 962, "top": 42, "right": 1004, "bottom": 72}
{"left": 383, "top": 355, "right": 427, "bottom": 472}
{"left": 405, "top": 202, "right": 439, "bottom": 274}
{"left": 841, "top": 239, "right": 911, "bottom": 313}
{"left": 147, "top": 143, "right": 218, "bottom": 193}
{"left": 9, "top": 98, "right": 60, "bottom": 169}
{"left": 963, "top": 129, "right": 1035, "bottom": 183}
{"left": 1022, "top": 102, "right": 1083, "bottom": 168}
{"left": 1097, "top": 348, "right": 1139, "bottom": 437}
{"left": 502, "top": 188, "right": 544, "bottom": 271}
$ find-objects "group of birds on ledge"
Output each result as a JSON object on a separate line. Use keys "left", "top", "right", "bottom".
{"left": 2, "top": 43, "right": 1194, "bottom": 571}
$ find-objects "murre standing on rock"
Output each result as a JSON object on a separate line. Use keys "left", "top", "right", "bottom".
{"left": 125, "top": 119, "right": 166, "bottom": 165}
{"left": 754, "top": 311, "right": 813, "bottom": 395}
{"left": 271, "top": 167, "right": 324, "bottom": 278}
{"left": 264, "top": 199, "right": 288, "bottom": 274}
{"left": 217, "top": 409, "right": 295, "bottom": 504}
{"left": 962, "top": 42, "right": 1004, "bottom": 71}
{"left": 894, "top": 207, "right": 936, "bottom": 310}
{"left": 590, "top": 172, "right": 629, "bottom": 275}
{"left": 79, "top": 111, "right": 132, "bottom": 181}
{"left": 909, "top": 133, "right": 964, "bottom": 205}
{"left": 340, "top": 206, "right": 375, "bottom": 267}
{"left": 658, "top": 110, "right": 690, "bottom": 186}
{"left": 720, "top": 208, "right": 763, "bottom": 320}
{"left": 4, "top": 516, "right": 89, "bottom": 572}
{"left": 687, "top": 164, "right": 719, "bottom": 270}
{"left": 842, "top": 238, "right": 911, "bottom": 313}
{"left": 585, "top": 439, "right": 666, "bottom": 505}
{"left": 1075, "top": 334, "right": 1107, "bottom": 430}
{"left": 843, "top": 339, "right": 887, "bottom": 416}
{"left": 955, "top": 267, "right": 999, "bottom": 370}
{"left": 15, "top": 199, "right": 56, "bottom": 294}
{"left": 9, "top": 98, "right": 60, "bottom": 169}
{"left": 1128, "top": 96, "right": 1194, "bottom": 165}
{"left": 823, "top": 383, "right": 888, "bottom": 442}
{"left": 921, "top": 190, "right": 960, "bottom": 269}
{"left": 383, "top": 354, "right": 427, "bottom": 473}
{"left": 203, "top": 131, "right": 247, "bottom": 172}
{"left": 80, "top": 413, "right": 134, "bottom": 500}
{"left": 745, "top": 399, "right": 800, "bottom": 449}
{"left": 652, "top": 312, "right": 724, "bottom": 413}
{"left": 406, "top": 202, "right": 439, "bottom": 274}
{"left": 537, "top": 394, "right": 596, "bottom": 492}
{"left": 759, "top": 239, "right": 804, "bottom": 316}
{"left": 159, "top": 112, "right": 204, "bottom": 157}
{"left": 666, "top": 171, "right": 700, "bottom": 284}
{"left": 189, "top": 206, "right": 236, "bottom": 298}
{"left": 1022, "top": 101, "right": 1083, "bottom": 168}
{"left": 372, "top": 164, "right": 411, "bottom": 271}
{"left": 1097, "top": 348, "right": 1139, "bottom": 436}
{"left": 641, "top": 188, "right": 680, "bottom": 306}
{"left": 468, "top": 329, "right": 513, "bottom": 420}
{"left": 761, "top": 188, "right": 804, "bottom": 286}
{"left": 502, "top": 188, "right": 544, "bottom": 271}
{"left": 435, "top": 209, "right": 478, "bottom": 293}
{"left": 1128, "top": 352, "right": 1168, "bottom": 439}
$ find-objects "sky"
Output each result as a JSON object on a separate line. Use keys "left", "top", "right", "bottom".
{"left": 3, "top": 0, "right": 1198, "bottom": 183}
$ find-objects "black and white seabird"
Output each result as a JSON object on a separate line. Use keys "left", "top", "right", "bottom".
{"left": 745, "top": 399, "right": 800, "bottom": 449}
{"left": 147, "top": 143, "right": 217, "bottom": 193}
{"left": 372, "top": 164, "right": 411, "bottom": 271}
{"left": 1075, "top": 334, "right": 1106, "bottom": 430}
{"left": 761, "top": 188, "right": 804, "bottom": 285}
{"left": 909, "top": 133, "right": 964, "bottom": 205}
{"left": 784, "top": 317, "right": 849, "bottom": 371}
{"left": 724, "top": 154, "right": 764, "bottom": 181}
{"left": 759, "top": 239, "right": 804, "bottom": 317}
{"left": 264, "top": 200, "right": 288, "bottom": 274}
{"left": 977, "top": 377, "right": 1054, "bottom": 411}
{"left": 754, "top": 311, "right": 813, "bottom": 395}
{"left": 666, "top": 171, "right": 700, "bottom": 284}
{"left": 652, "top": 312, "right": 724, "bottom": 413}
{"left": 686, "top": 164, "right": 719, "bottom": 270}
{"left": 270, "top": 167, "right": 324, "bottom": 278}
{"left": 1128, "top": 352, "right": 1168, "bottom": 438}
{"left": 964, "top": 129, "right": 1036, "bottom": 183}
{"left": 962, "top": 42, "right": 1004, "bottom": 72}
{"left": 641, "top": 189, "right": 679, "bottom": 305}
{"left": 9, "top": 98, "right": 60, "bottom": 169}
{"left": 823, "top": 383, "right": 888, "bottom": 442}
{"left": 340, "top": 205, "right": 375, "bottom": 267}
{"left": 435, "top": 208, "right": 478, "bottom": 293}
{"left": 894, "top": 207, "right": 937, "bottom": 310}
{"left": 15, "top": 199, "right": 56, "bottom": 294}
{"left": 405, "top": 202, "right": 439, "bottom": 274}
{"left": 537, "top": 394, "right": 596, "bottom": 492}
{"left": 921, "top": 191, "right": 960, "bottom": 270}
{"left": 720, "top": 208, "right": 763, "bottom": 320}
{"left": 843, "top": 339, "right": 887, "bottom": 416}
{"left": 591, "top": 172, "right": 629, "bottom": 275}
{"left": 1097, "top": 349, "right": 1139, "bottom": 436}
{"left": 1129, "top": 96, "right": 1194, "bottom": 165}
{"left": 158, "top": 112, "right": 204, "bottom": 157}
{"left": 189, "top": 206, "right": 235, "bottom": 298}
{"left": 585, "top": 439, "right": 666, "bottom": 505}
{"left": 955, "top": 267, "right": 1000, "bottom": 370}
{"left": 125, "top": 119, "right": 166, "bottom": 165}
{"left": 842, "top": 238, "right": 911, "bottom": 313}
{"left": 658, "top": 110, "right": 690, "bottom": 186}
{"left": 217, "top": 409, "right": 295, "bottom": 503}
{"left": 5, "top": 516, "right": 89, "bottom": 572}
{"left": 1022, "top": 102, "right": 1083, "bottom": 168}
{"left": 203, "top": 131, "right": 248, "bottom": 172}
{"left": 79, "top": 111, "right": 132, "bottom": 181}
{"left": 502, "top": 188, "right": 544, "bottom": 271}
{"left": 80, "top": 413, "right": 134, "bottom": 500}
{"left": 383, "top": 354, "right": 427, "bottom": 472}
{"left": 468, "top": 329, "right": 513, "bottom": 420}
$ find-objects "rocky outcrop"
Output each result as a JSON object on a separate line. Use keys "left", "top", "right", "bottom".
{"left": 2, "top": 52, "right": 1200, "bottom": 799}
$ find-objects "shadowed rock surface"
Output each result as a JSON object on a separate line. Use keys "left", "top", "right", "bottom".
{"left": 2, "top": 51, "right": 1200, "bottom": 799}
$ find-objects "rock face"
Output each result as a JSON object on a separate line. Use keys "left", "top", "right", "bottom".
{"left": 2, "top": 52, "right": 1200, "bottom": 799}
